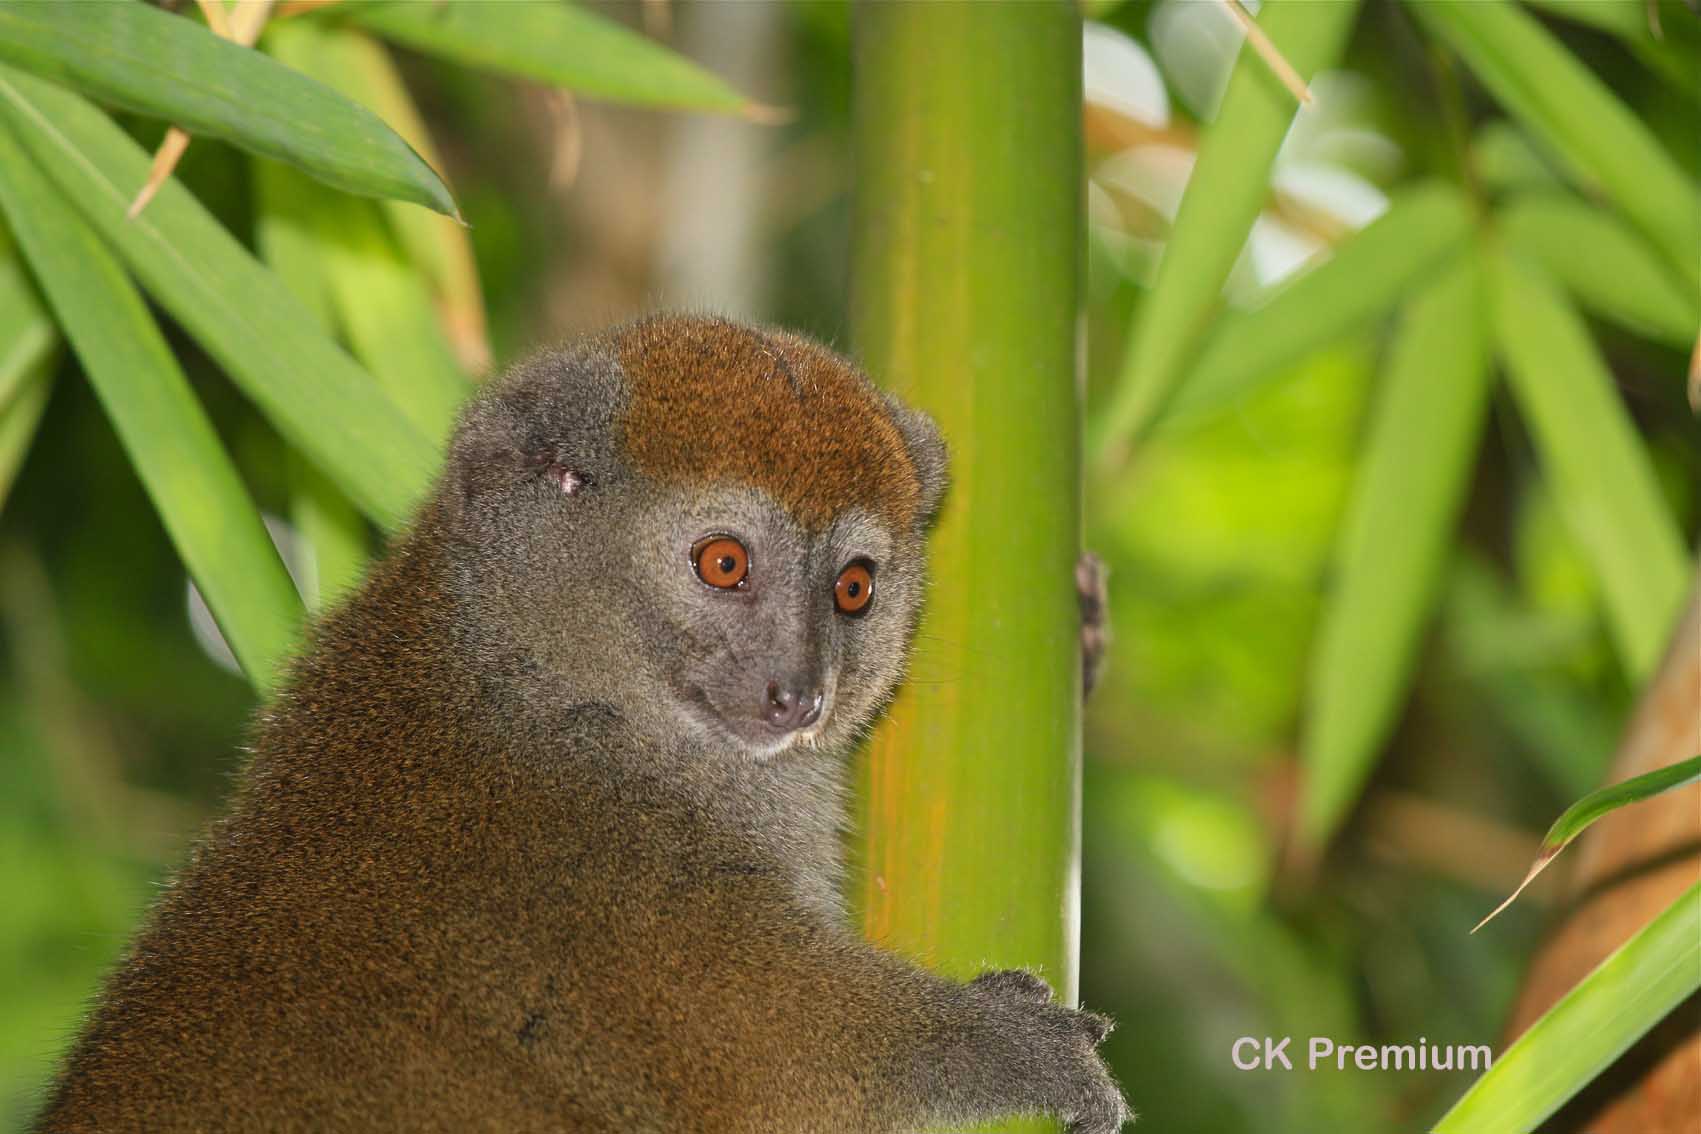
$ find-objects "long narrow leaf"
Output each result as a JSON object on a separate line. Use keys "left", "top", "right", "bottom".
{"left": 1498, "top": 194, "right": 1698, "bottom": 350}
{"left": 1160, "top": 182, "right": 1473, "bottom": 430}
{"left": 330, "top": 0, "right": 759, "bottom": 117}
{"left": 0, "top": 67, "right": 439, "bottom": 528}
{"left": 1490, "top": 251, "right": 1689, "bottom": 679}
{"left": 264, "top": 19, "right": 489, "bottom": 373}
{"left": 1474, "top": 755, "right": 1701, "bottom": 932}
{"left": 1523, "top": 0, "right": 1701, "bottom": 103}
{"left": 291, "top": 459, "right": 369, "bottom": 611}
{"left": 1299, "top": 256, "right": 1494, "bottom": 847}
{"left": 0, "top": 223, "right": 56, "bottom": 513}
{"left": 0, "top": 223, "right": 54, "bottom": 408}
{"left": 259, "top": 160, "right": 469, "bottom": 441}
{"left": 0, "top": 123, "right": 301, "bottom": 690}
{"left": 1412, "top": 0, "right": 1701, "bottom": 289}
{"left": 1090, "top": 0, "right": 1361, "bottom": 461}
{"left": 315, "top": 196, "right": 471, "bottom": 440}
{"left": 0, "top": 362, "right": 50, "bottom": 514}
{"left": 254, "top": 161, "right": 371, "bottom": 611}
{"left": 1434, "top": 881, "right": 1701, "bottom": 1134}
{"left": 0, "top": 0, "right": 457, "bottom": 218}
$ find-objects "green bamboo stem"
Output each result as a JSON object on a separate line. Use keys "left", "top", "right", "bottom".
{"left": 849, "top": 0, "right": 1085, "bottom": 1085}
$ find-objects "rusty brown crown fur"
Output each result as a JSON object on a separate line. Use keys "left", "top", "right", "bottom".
{"left": 618, "top": 316, "right": 924, "bottom": 532}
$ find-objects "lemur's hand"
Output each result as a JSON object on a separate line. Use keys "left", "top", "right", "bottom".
{"left": 968, "top": 969, "right": 1130, "bottom": 1133}
{"left": 1077, "top": 552, "right": 1110, "bottom": 700}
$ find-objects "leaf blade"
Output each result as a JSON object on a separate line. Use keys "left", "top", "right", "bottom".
{"left": 1490, "top": 251, "right": 1689, "bottom": 680}
{"left": 1473, "top": 755, "right": 1701, "bottom": 932}
{"left": 0, "top": 223, "right": 57, "bottom": 514}
{"left": 332, "top": 0, "right": 756, "bottom": 116}
{"left": 1434, "top": 882, "right": 1701, "bottom": 1134}
{"left": 1160, "top": 182, "right": 1474, "bottom": 430}
{"left": 0, "top": 0, "right": 457, "bottom": 217}
{"left": 0, "top": 121, "right": 302, "bottom": 690}
{"left": 1299, "top": 255, "right": 1495, "bottom": 847}
{"left": 1089, "top": 0, "right": 1362, "bottom": 461}
{"left": 0, "top": 66, "right": 440, "bottom": 529}
{"left": 1498, "top": 193, "right": 1698, "bottom": 350}
{"left": 1412, "top": 0, "right": 1701, "bottom": 289}
{"left": 264, "top": 19, "right": 490, "bottom": 373}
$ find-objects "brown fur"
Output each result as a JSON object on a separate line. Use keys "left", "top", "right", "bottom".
{"left": 619, "top": 317, "right": 923, "bottom": 532}
{"left": 34, "top": 317, "right": 1125, "bottom": 1133}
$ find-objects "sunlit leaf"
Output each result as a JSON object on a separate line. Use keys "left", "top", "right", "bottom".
{"left": 1523, "top": 0, "right": 1701, "bottom": 103}
{"left": 1412, "top": 0, "right": 1701, "bottom": 289}
{"left": 0, "top": 0, "right": 458, "bottom": 217}
{"left": 327, "top": 0, "right": 760, "bottom": 117}
{"left": 0, "top": 361, "right": 49, "bottom": 514}
{"left": 1090, "top": 0, "right": 1361, "bottom": 462}
{"left": 0, "top": 224, "right": 56, "bottom": 513}
{"left": 1489, "top": 250, "right": 1689, "bottom": 679}
{"left": 1471, "top": 123, "right": 1561, "bottom": 194}
{"left": 252, "top": 162, "right": 371, "bottom": 611}
{"left": 291, "top": 459, "right": 369, "bottom": 612}
{"left": 0, "top": 223, "right": 54, "bottom": 411}
{"left": 1160, "top": 182, "right": 1472, "bottom": 430}
{"left": 1498, "top": 194, "right": 1698, "bottom": 350}
{"left": 1474, "top": 755, "right": 1701, "bottom": 932}
{"left": 1299, "top": 256, "right": 1494, "bottom": 847}
{"left": 264, "top": 19, "right": 490, "bottom": 373}
{"left": 0, "top": 67, "right": 439, "bottom": 528}
{"left": 303, "top": 181, "right": 472, "bottom": 441}
{"left": 1435, "top": 881, "right": 1701, "bottom": 1134}
{"left": 0, "top": 122, "right": 301, "bottom": 690}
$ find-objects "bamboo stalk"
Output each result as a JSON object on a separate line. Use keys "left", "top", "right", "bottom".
{"left": 849, "top": 5, "right": 1085, "bottom": 1120}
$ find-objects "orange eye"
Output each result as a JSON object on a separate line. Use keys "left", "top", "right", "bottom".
{"left": 692, "top": 536, "right": 749, "bottom": 589}
{"left": 834, "top": 560, "right": 875, "bottom": 616}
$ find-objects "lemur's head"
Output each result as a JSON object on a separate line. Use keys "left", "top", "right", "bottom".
{"left": 444, "top": 314, "right": 946, "bottom": 757}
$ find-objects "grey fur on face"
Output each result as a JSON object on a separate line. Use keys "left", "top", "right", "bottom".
{"left": 443, "top": 341, "right": 935, "bottom": 765}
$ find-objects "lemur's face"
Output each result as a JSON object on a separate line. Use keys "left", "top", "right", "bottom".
{"left": 447, "top": 315, "right": 947, "bottom": 759}
{"left": 625, "top": 485, "right": 924, "bottom": 756}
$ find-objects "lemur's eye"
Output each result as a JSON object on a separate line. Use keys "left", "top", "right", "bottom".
{"left": 692, "top": 536, "right": 749, "bottom": 590}
{"left": 834, "top": 560, "right": 876, "bottom": 617}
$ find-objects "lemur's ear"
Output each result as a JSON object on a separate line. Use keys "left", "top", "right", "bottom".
{"left": 444, "top": 346, "right": 623, "bottom": 519}
{"left": 886, "top": 397, "right": 949, "bottom": 529}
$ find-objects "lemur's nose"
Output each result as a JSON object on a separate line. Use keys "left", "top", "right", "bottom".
{"left": 763, "top": 681, "right": 824, "bottom": 732}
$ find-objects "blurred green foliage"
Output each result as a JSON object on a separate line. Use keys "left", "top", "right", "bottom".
{"left": 0, "top": 2, "right": 1696, "bottom": 1132}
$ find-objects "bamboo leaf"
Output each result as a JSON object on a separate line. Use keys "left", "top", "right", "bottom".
{"left": 0, "top": 0, "right": 458, "bottom": 218}
{"left": 1489, "top": 251, "right": 1689, "bottom": 679}
{"left": 0, "top": 223, "right": 54, "bottom": 406}
{"left": 1411, "top": 0, "right": 1701, "bottom": 290}
{"left": 1160, "top": 182, "right": 1473, "bottom": 430}
{"left": 0, "top": 362, "right": 50, "bottom": 514}
{"left": 264, "top": 19, "right": 490, "bottom": 373}
{"left": 291, "top": 459, "right": 369, "bottom": 611}
{"left": 1090, "top": 0, "right": 1362, "bottom": 462}
{"left": 0, "top": 122, "right": 301, "bottom": 690}
{"left": 1434, "top": 881, "right": 1701, "bottom": 1134}
{"left": 1523, "top": 0, "right": 1701, "bottom": 104}
{"left": 328, "top": 0, "right": 760, "bottom": 118}
{"left": 1299, "top": 256, "right": 1494, "bottom": 847}
{"left": 253, "top": 158, "right": 336, "bottom": 328}
{"left": 0, "top": 224, "right": 57, "bottom": 513}
{"left": 1474, "top": 755, "right": 1701, "bottom": 932}
{"left": 253, "top": 159, "right": 371, "bottom": 612}
{"left": 1471, "top": 123, "right": 1561, "bottom": 194}
{"left": 1498, "top": 194, "right": 1698, "bottom": 350}
{"left": 309, "top": 185, "right": 471, "bottom": 442}
{"left": 0, "top": 67, "right": 439, "bottom": 528}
